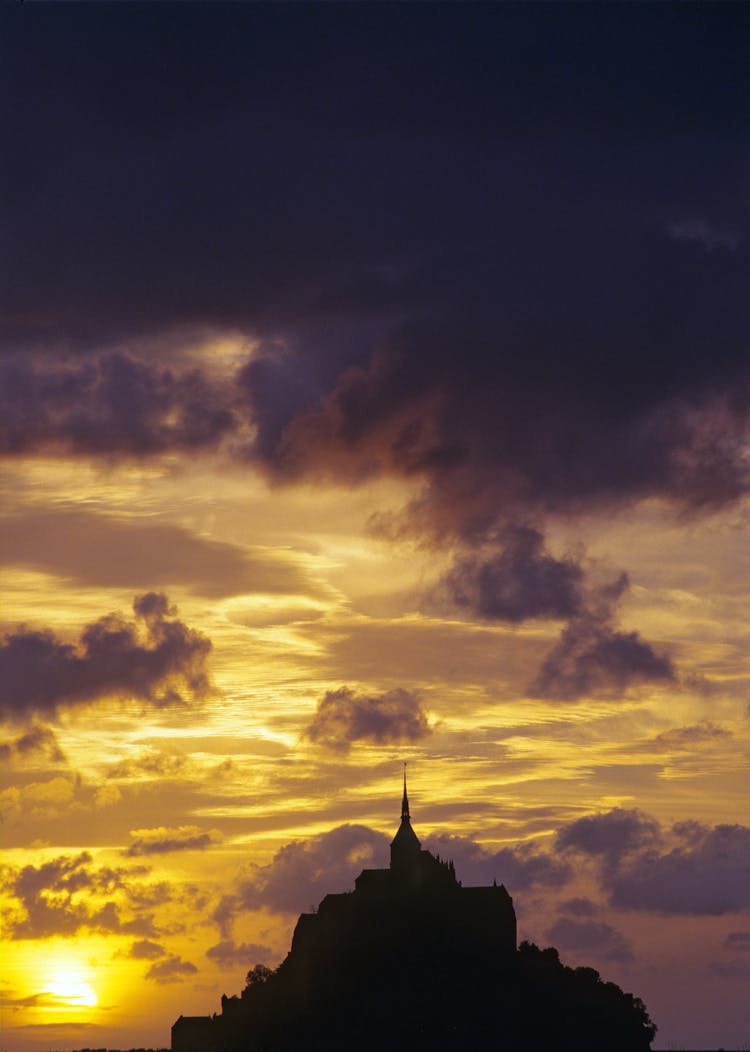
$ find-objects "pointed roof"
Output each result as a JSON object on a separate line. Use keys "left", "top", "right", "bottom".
{"left": 401, "top": 764, "right": 410, "bottom": 820}
{"left": 390, "top": 765, "right": 421, "bottom": 854}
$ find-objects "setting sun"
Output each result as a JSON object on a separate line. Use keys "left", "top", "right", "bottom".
{"left": 42, "top": 969, "right": 98, "bottom": 1008}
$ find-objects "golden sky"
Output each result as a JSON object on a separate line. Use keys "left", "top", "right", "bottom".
{"left": 2, "top": 6, "right": 749, "bottom": 1050}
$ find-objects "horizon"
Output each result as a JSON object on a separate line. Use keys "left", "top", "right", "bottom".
{"left": 1, "top": 4, "right": 748, "bottom": 1051}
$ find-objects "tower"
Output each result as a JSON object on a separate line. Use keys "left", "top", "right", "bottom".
{"left": 390, "top": 765, "right": 422, "bottom": 877}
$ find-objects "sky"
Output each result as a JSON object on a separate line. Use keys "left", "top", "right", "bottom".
{"left": 1, "top": 4, "right": 748, "bottom": 1050}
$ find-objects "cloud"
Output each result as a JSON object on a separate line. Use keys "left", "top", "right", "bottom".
{"left": 424, "top": 833, "right": 571, "bottom": 891}
{"left": 235, "top": 823, "right": 569, "bottom": 921}
{"left": 0, "top": 724, "right": 65, "bottom": 763}
{"left": 144, "top": 955, "right": 198, "bottom": 984}
{"left": 239, "top": 825, "right": 390, "bottom": 915}
{"left": 306, "top": 687, "right": 431, "bottom": 750}
{"left": 439, "top": 524, "right": 584, "bottom": 622}
{"left": 107, "top": 749, "right": 188, "bottom": 781}
{"left": 126, "top": 826, "right": 221, "bottom": 856}
{"left": 651, "top": 722, "right": 731, "bottom": 750}
{"left": 556, "top": 808, "right": 662, "bottom": 865}
{"left": 609, "top": 823, "right": 750, "bottom": 915}
{"left": 2, "top": 9, "right": 747, "bottom": 544}
{"left": 0, "top": 509, "right": 316, "bottom": 599}
{"left": 545, "top": 917, "right": 634, "bottom": 962}
{"left": 1, "top": 851, "right": 163, "bottom": 940}
{"left": 529, "top": 578, "right": 675, "bottom": 700}
{"left": 213, "top": 895, "right": 239, "bottom": 940}
{"left": 206, "top": 939, "right": 274, "bottom": 969}
{"left": 0, "top": 593, "right": 213, "bottom": 719}
{"left": 558, "top": 809, "right": 750, "bottom": 916}
{"left": 1, "top": 777, "right": 77, "bottom": 823}
{"left": 0, "top": 352, "right": 235, "bottom": 458}
{"left": 125, "top": 939, "right": 167, "bottom": 960}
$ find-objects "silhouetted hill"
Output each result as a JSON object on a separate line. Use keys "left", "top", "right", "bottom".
{"left": 208, "top": 939, "right": 655, "bottom": 1052}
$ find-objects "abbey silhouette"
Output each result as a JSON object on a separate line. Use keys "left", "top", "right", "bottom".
{"left": 172, "top": 776, "right": 655, "bottom": 1051}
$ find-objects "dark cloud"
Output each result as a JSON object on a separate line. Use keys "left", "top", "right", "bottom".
{"left": 530, "top": 578, "right": 675, "bottom": 701}
{"left": 609, "top": 823, "right": 750, "bottom": 915}
{"left": 206, "top": 939, "right": 274, "bottom": 970}
{"left": 424, "top": 833, "right": 571, "bottom": 892}
{"left": 126, "top": 826, "right": 221, "bottom": 857}
{"left": 238, "top": 825, "right": 390, "bottom": 915}
{"left": 306, "top": 687, "right": 431, "bottom": 751}
{"left": 439, "top": 524, "right": 584, "bottom": 623}
{"left": 0, "top": 353, "right": 234, "bottom": 458}
{"left": 545, "top": 917, "right": 634, "bottom": 963}
{"left": 556, "top": 808, "right": 662, "bottom": 865}
{"left": 0, "top": 724, "right": 64, "bottom": 763}
{"left": 144, "top": 955, "right": 198, "bottom": 984}
{"left": 0, "top": 509, "right": 317, "bottom": 599}
{"left": 126, "top": 939, "right": 167, "bottom": 960}
{"left": 558, "top": 809, "right": 750, "bottom": 916}
{"left": 1, "top": 7, "right": 746, "bottom": 524}
{"left": 0, "top": 593, "right": 212, "bottom": 720}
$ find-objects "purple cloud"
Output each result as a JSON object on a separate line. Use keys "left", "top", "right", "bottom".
{"left": 306, "top": 687, "right": 431, "bottom": 750}
{"left": 0, "top": 593, "right": 213, "bottom": 719}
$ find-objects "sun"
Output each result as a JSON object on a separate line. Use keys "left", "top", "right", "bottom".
{"left": 41, "top": 967, "right": 98, "bottom": 1008}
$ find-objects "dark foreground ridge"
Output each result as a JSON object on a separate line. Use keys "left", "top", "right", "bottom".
{"left": 172, "top": 778, "right": 656, "bottom": 1051}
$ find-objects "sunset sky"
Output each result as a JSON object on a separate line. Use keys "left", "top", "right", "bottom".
{"left": 1, "top": 5, "right": 749, "bottom": 1050}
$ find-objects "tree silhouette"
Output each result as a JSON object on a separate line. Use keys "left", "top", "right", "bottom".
{"left": 243, "top": 963, "right": 274, "bottom": 991}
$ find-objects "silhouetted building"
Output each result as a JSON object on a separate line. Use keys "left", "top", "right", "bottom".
{"left": 290, "top": 771, "right": 516, "bottom": 977}
{"left": 173, "top": 776, "right": 516, "bottom": 1051}
{"left": 171, "top": 1014, "right": 215, "bottom": 1052}
{"left": 171, "top": 777, "right": 655, "bottom": 1051}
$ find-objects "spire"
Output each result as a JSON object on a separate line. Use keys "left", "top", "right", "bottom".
{"left": 391, "top": 762, "right": 421, "bottom": 871}
{"left": 401, "top": 762, "right": 410, "bottom": 821}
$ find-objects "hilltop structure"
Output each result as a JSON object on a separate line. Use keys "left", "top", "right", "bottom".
{"left": 289, "top": 770, "right": 517, "bottom": 970}
{"left": 172, "top": 776, "right": 655, "bottom": 1052}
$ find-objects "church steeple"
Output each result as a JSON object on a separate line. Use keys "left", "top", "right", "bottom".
{"left": 401, "top": 764, "right": 410, "bottom": 821}
{"left": 390, "top": 764, "right": 421, "bottom": 875}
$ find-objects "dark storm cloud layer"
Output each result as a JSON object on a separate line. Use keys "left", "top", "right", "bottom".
{"left": 2, "top": 5, "right": 747, "bottom": 343}
{"left": 0, "top": 593, "right": 212, "bottom": 720}
{"left": 558, "top": 809, "right": 750, "bottom": 915}
{"left": 2, "top": 6, "right": 748, "bottom": 519}
{"left": 0, "top": 354, "right": 234, "bottom": 457}
{"left": 306, "top": 687, "right": 431, "bottom": 751}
